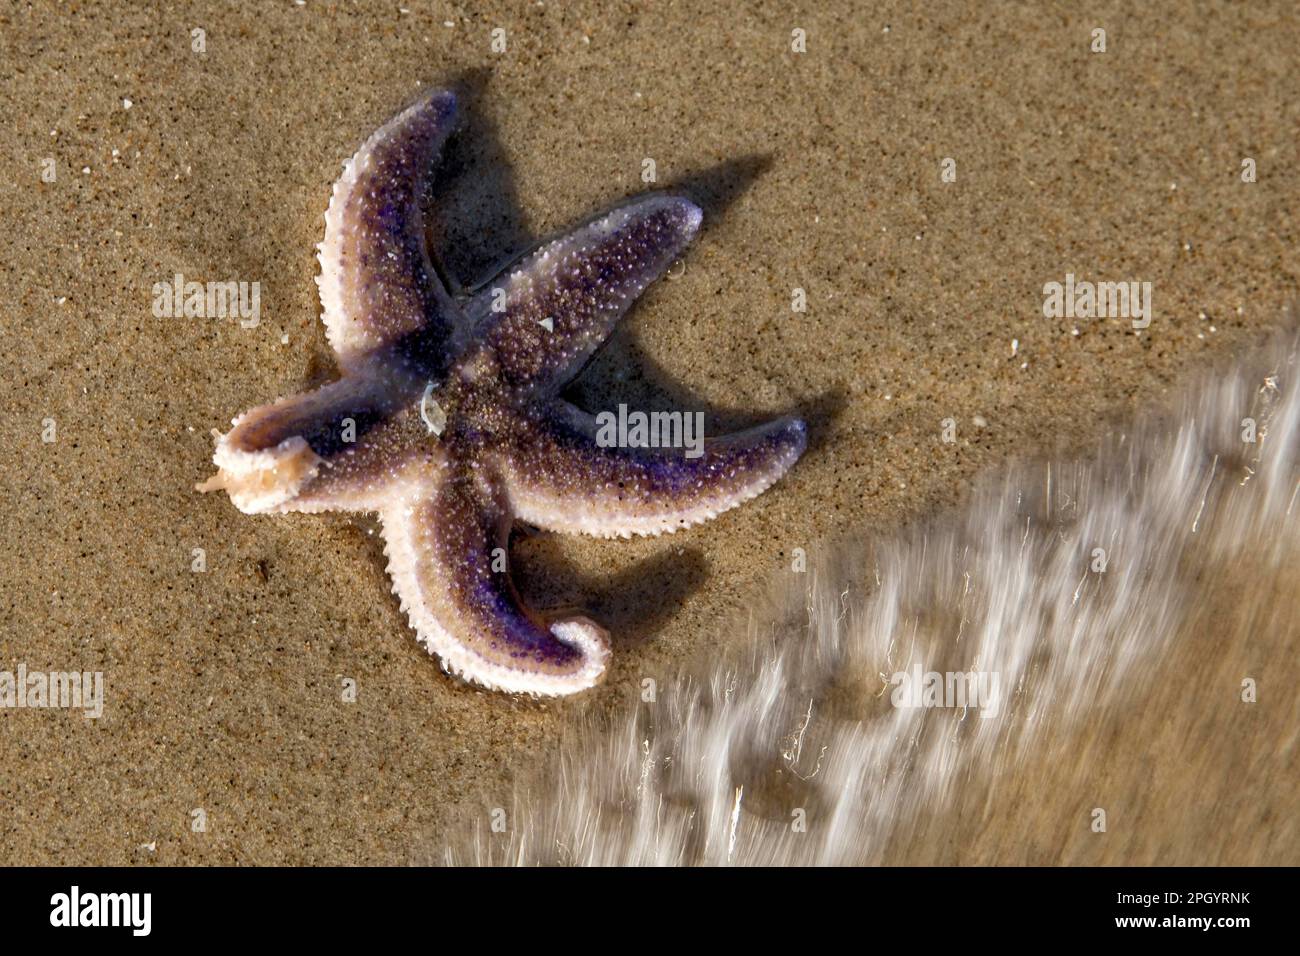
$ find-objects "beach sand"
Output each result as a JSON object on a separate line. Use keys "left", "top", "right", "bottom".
{"left": 1, "top": 0, "right": 1296, "bottom": 863}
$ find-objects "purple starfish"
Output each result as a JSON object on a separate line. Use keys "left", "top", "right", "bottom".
{"left": 199, "top": 90, "right": 806, "bottom": 695}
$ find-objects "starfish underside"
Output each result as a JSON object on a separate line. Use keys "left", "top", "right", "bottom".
{"left": 200, "top": 90, "right": 806, "bottom": 696}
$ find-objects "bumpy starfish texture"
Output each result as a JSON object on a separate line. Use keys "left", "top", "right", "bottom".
{"left": 199, "top": 90, "right": 807, "bottom": 696}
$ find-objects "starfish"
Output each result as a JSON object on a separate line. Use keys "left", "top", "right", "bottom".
{"left": 199, "top": 90, "right": 807, "bottom": 696}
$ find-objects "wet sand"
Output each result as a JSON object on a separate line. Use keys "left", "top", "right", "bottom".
{"left": 0, "top": 0, "right": 1296, "bottom": 863}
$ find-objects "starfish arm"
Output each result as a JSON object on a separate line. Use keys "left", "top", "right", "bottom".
{"left": 495, "top": 401, "right": 807, "bottom": 538}
{"left": 316, "top": 89, "right": 462, "bottom": 375}
{"left": 380, "top": 464, "right": 611, "bottom": 696}
{"left": 469, "top": 195, "right": 702, "bottom": 395}
{"left": 197, "top": 377, "right": 426, "bottom": 514}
